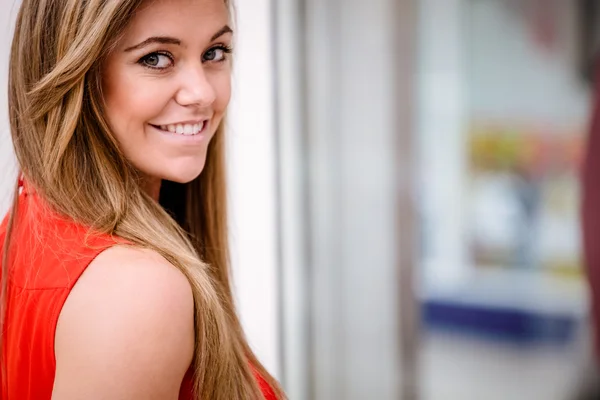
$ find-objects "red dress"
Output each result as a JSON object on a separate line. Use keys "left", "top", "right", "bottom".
{"left": 0, "top": 184, "right": 276, "bottom": 399}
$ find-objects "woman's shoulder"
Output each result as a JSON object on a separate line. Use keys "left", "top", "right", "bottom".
{"left": 88, "top": 245, "right": 190, "bottom": 287}
{"left": 61, "top": 245, "right": 195, "bottom": 333}
{"left": 53, "top": 245, "right": 195, "bottom": 398}
{"left": 84, "top": 245, "right": 193, "bottom": 295}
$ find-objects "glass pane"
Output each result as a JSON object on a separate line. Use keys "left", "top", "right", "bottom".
{"left": 418, "top": 1, "right": 591, "bottom": 399}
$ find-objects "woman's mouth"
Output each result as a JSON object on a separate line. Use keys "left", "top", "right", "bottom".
{"left": 151, "top": 121, "right": 207, "bottom": 136}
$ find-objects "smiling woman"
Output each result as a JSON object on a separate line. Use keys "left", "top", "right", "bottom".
{"left": 101, "top": 1, "right": 234, "bottom": 199}
{"left": 0, "top": 0, "right": 283, "bottom": 399}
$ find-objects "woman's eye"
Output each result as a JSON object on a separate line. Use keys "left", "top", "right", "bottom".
{"left": 140, "top": 53, "right": 173, "bottom": 69}
{"left": 203, "top": 46, "right": 230, "bottom": 62}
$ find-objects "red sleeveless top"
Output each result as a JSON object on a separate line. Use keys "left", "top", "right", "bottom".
{"left": 0, "top": 184, "right": 276, "bottom": 399}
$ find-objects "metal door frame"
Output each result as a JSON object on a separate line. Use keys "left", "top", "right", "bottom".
{"left": 272, "top": 1, "right": 419, "bottom": 398}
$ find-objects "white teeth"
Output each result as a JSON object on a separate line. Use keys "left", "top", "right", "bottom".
{"left": 157, "top": 122, "right": 206, "bottom": 135}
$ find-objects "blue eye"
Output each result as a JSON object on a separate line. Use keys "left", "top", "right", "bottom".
{"left": 203, "top": 45, "right": 232, "bottom": 62}
{"left": 139, "top": 52, "right": 173, "bottom": 69}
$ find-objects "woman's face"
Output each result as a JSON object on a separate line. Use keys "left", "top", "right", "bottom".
{"left": 102, "top": 0, "right": 232, "bottom": 191}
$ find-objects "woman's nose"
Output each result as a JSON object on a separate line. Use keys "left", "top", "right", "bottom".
{"left": 175, "top": 65, "right": 217, "bottom": 108}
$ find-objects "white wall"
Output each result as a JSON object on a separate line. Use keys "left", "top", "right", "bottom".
{"left": 0, "top": 1, "right": 19, "bottom": 213}
{"left": 227, "top": 0, "right": 280, "bottom": 377}
{"left": 0, "top": 0, "right": 280, "bottom": 378}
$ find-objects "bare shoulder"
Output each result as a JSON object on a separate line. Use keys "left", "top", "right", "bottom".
{"left": 80, "top": 245, "right": 193, "bottom": 302}
{"left": 53, "top": 245, "right": 195, "bottom": 400}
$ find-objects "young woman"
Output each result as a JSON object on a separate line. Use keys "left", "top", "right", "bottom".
{"left": 0, "top": 0, "right": 283, "bottom": 399}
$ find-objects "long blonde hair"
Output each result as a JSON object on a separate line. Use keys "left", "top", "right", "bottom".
{"left": 0, "top": 0, "right": 283, "bottom": 398}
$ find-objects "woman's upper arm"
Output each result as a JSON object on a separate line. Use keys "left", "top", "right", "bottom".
{"left": 52, "top": 246, "right": 195, "bottom": 400}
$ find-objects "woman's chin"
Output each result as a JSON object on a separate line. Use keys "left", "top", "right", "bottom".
{"left": 140, "top": 155, "right": 208, "bottom": 186}
{"left": 163, "top": 164, "right": 207, "bottom": 184}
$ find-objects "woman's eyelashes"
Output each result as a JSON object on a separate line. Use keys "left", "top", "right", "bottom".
{"left": 137, "top": 45, "right": 233, "bottom": 71}
{"left": 202, "top": 45, "right": 233, "bottom": 62}
{"left": 139, "top": 52, "right": 174, "bottom": 70}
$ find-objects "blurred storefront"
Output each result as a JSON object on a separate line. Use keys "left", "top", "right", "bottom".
{"left": 274, "top": 0, "right": 594, "bottom": 399}
{"left": 419, "top": 0, "right": 589, "bottom": 342}
{"left": 417, "top": 1, "right": 591, "bottom": 399}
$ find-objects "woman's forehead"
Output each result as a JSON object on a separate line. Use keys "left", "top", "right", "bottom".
{"left": 121, "top": 0, "right": 230, "bottom": 46}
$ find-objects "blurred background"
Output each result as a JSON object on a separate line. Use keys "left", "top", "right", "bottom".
{"left": 0, "top": 0, "right": 598, "bottom": 399}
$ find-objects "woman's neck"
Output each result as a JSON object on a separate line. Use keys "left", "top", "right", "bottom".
{"left": 144, "top": 177, "right": 162, "bottom": 202}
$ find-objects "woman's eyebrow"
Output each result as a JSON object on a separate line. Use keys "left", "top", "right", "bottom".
{"left": 124, "top": 26, "right": 233, "bottom": 53}
{"left": 124, "top": 36, "right": 181, "bottom": 52}
{"left": 211, "top": 25, "right": 233, "bottom": 41}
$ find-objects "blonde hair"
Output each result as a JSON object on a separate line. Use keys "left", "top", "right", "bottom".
{"left": 0, "top": 0, "right": 283, "bottom": 398}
